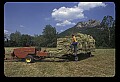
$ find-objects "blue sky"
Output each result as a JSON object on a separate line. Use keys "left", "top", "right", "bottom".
{"left": 4, "top": 2, "right": 115, "bottom": 36}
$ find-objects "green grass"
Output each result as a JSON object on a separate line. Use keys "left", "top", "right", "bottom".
{"left": 4, "top": 47, "right": 115, "bottom": 77}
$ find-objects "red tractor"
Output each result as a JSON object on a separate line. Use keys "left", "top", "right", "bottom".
{"left": 10, "top": 47, "right": 49, "bottom": 63}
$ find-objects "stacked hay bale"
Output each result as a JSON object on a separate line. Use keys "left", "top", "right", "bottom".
{"left": 56, "top": 33, "right": 95, "bottom": 54}
{"left": 57, "top": 37, "right": 71, "bottom": 54}
{"left": 48, "top": 32, "right": 95, "bottom": 56}
{"left": 87, "top": 35, "right": 96, "bottom": 52}
{"left": 76, "top": 33, "right": 95, "bottom": 52}
{"left": 76, "top": 33, "right": 88, "bottom": 51}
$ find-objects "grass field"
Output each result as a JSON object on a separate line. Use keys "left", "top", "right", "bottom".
{"left": 4, "top": 47, "right": 115, "bottom": 77}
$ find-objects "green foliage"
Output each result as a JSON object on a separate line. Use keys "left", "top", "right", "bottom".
{"left": 100, "top": 15, "right": 114, "bottom": 28}
{"left": 42, "top": 25, "right": 57, "bottom": 47}
{"left": 32, "top": 35, "right": 43, "bottom": 47}
{"left": 20, "top": 34, "right": 33, "bottom": 47}
{"left": 9, "top": 31, "right": 21, "bottom": 47}
{"left": 4, "top": 25, "right": 57, "bottom": 48}
{"left": 100, "top": 15, "right": 114, "bottom": 46}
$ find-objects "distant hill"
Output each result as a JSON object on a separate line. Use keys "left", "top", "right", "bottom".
{"left": 75, "top": 19, "right": 100, "bottom": 28}
{"left": 58, "top": 19, "right": 101, "bottom": 38}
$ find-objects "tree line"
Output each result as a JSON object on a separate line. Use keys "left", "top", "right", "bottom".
{"left": 4, "top": 25, "right": 57, "bottom": 48}
{"left": 4, "top": 15, "right": 115, "bottom": 48}
{"left": 88, "top": 15, "right": 115, "bottom": 48}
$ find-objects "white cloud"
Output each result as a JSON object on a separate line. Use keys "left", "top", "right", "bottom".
{"left": 78, "top": 2, "right": 106, "bottom": 10}
{"left": 4, "top": 29, "right": 8, "bottom": 34}
{"left": 56, "top": 20, "right": 76, "bottom": 26}
{"left": 20, "top": 25, "right": 25, "bottom": 28}
{"left": 52, "top": 2, "right": 106, "bottom": 27}
{"left": 53, "top": 8, "right": 57, "bottom": 12}
{"left": 52, "top": 6, "right": 84, "bottom": 22}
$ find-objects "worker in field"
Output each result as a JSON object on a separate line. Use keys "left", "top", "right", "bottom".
{"left": 70, "top": 34, "right": 78, "bottom": 61}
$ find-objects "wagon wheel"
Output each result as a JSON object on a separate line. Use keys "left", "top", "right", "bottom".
{"left": 25, "top": 55, "right": 34, "bottom": 63}
{"left": 87, "top": 52, "right": 92, "bottom": 57}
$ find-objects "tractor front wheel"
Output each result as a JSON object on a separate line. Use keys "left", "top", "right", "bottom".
{"left": 25, "top": 55, "right": 34, "bottom": 63}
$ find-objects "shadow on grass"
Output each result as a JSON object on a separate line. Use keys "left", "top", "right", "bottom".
{"left": 35, "top": 53, "right": 94, "bottom": 62}
{"left": 4, "top": 53, "right": 94, "bottom": 63}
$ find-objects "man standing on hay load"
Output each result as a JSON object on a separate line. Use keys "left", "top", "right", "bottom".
{"left": 70, "top": 34, "right": 78, "bottom": 61}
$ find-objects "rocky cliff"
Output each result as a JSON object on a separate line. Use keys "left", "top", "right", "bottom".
{"left": 75, "top": 19, "right": 100, "bottom": 28}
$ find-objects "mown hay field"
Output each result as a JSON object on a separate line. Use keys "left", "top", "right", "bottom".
{"left": 4, "top": 47, "right": 115, "bottom": 77}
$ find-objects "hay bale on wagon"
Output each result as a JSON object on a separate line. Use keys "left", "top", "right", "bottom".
{"left": 49, "top": 32, "right": 95, "bottom": 56}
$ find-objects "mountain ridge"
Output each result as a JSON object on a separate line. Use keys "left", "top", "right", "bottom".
{"left": 58, "top": 19, "right": 101, "bottom": 37}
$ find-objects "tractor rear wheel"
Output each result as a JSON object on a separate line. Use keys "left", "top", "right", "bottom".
{"left": 25, "top": 55, "right": 34, "bottom": 63}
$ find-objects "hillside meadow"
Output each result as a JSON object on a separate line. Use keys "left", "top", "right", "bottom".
{"left": 4, "top": 47, "right": 115, "bottom": 77}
